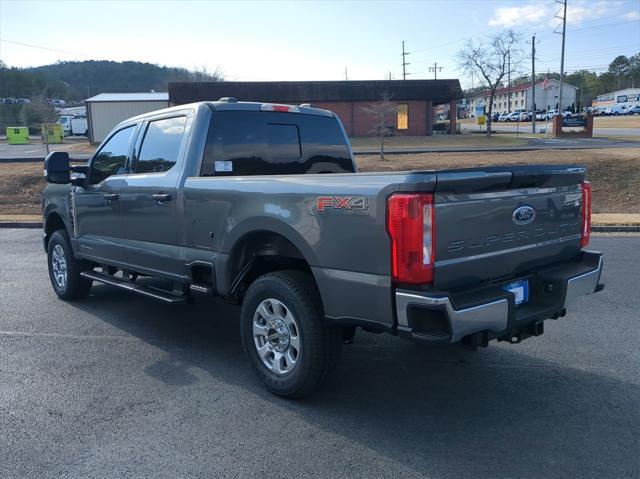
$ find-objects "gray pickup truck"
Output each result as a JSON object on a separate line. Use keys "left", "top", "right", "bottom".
{"left": 42, "top": 99, "right": 604, "bottom": 397}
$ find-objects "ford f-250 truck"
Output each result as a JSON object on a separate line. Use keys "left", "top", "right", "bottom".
{"left": 42, "top": 99, "right": 604, "bottom": 397}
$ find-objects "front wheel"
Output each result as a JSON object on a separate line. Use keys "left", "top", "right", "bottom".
{"left": 240, "top": 270, "right": 342, "bottom": 398}
{"left": 47, "top": 229, "right": 92, "bottom": 300}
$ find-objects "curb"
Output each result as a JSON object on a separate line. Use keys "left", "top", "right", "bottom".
{"left": 592, "top": 225, "right": 640, "bottom": 233}
{"left": 1, "top": 222, "right": 639, "bottom": 232}
{"left": 352, "top": 143, "right": 636, "bottom": 155}
{"left": 0, "top": 222, "right": 42, "bottom": 229}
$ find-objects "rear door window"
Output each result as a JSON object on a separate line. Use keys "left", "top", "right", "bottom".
{"left": 201, "top": 111, "right": 353, "bottom": 176}
{"left": 134, "top": 116, "right": 187, "bottom": 174}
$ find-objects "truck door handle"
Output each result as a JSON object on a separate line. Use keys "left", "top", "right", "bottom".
{"left": 152, "top": 193, "right": 172, "bottom": 202}
{"left": 103, "top": 193, "right": 119, "bottom": 201}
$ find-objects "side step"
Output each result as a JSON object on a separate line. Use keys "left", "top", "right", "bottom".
{"left": 81, "top": 271, "right": 187, "bottom": 304}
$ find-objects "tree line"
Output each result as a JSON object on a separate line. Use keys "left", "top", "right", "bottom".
{"left": 0, "top": 60, "right": 223, "bottom": 101}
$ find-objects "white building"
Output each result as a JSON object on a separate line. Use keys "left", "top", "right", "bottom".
{"left": 85, "top": 92, "right": 169, "bottom": 143}
{"left": 467, "top": 79, "right": 578, "bottom": 115}
{"left": 592, "top": 88, "right": 640, "bottom": 109}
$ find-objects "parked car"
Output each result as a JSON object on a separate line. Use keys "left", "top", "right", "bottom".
{"left": 601, "top": 106, "right": 628, "bottom": 116}
{"left": 41, "top": 99, "right": 604, "bottom": 397}
{"left": 625, "top": 105, "right": 640, "bottom": 115}
{"left": 546, "top": 109, "right": 571, "bottom": 120}
{"left": 518, "top": 112, "right": 532, "bottom": 122}
{"left": 503, "top": 112, "right": 522, "bottom": 122}
{"left": 491, "top": 112, "right": 501, "bottom": 122}
{"left": 535, "top": 110, "right": 547, "bottom": 121}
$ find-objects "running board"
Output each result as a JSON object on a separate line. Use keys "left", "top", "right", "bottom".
{"left": 81, "top": 271, "right": 187, "bottom": 304}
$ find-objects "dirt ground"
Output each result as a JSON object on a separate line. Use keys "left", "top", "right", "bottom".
{"left": 0, "top": 162, "right": 45, "bottom": 215}
{"left": 1, "top": 147, "right": 638, "bottom": 215}
{"left": 350, "top": 134, "right": 527, "bottom": 149}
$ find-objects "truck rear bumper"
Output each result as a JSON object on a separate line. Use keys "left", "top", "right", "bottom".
{"left": 395, "top": 250, "right": 603, "bottom": 344}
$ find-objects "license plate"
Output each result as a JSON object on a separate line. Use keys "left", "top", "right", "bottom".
{"left": 503, "top": 279, "right": 529, "bottom": 306}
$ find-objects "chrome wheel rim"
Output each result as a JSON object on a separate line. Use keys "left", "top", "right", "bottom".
{"left": 51, "top": 244, "right": 67, "bottom": 289}
{"left": 253, "top": 298, "right": 300, "bottom": 375}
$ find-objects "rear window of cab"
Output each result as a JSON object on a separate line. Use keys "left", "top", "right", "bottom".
{"left": 200, "top": 111, "right": 353, "bottom": 176}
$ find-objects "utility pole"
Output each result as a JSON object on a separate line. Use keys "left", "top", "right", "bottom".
{"left": 507, "top": 50, "right": 511, "bottom": 113}
{"left": 555, "top": 0, "right": 567, "bottom": 114}
{"left": 428, "top": 62, "right": 443, "bottom": 80}
{"left": 531, "top": 34, "right": 538, "bottom": 133}
{"left": 401, "top": 41, "right": 410, "bottom": 80}
{"left": 579, "top": 69, "right": 585, "bottom": 111}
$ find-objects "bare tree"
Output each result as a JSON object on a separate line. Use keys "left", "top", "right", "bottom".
{"left": 457, "top": 30, "right": 522, "bottom": 137}
{"left": 360, "top": 91, "right": 397, "bottom": 160}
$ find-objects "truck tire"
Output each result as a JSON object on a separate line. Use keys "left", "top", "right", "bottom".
{"left": 47, "top": 229, "right": 92, "bottom": 300}
{"left": 240, "top": 270, "right": 342, "bottom": 397}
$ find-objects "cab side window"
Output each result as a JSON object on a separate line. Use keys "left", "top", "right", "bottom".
{"left": 134, "top": 116, "right": 187, "bottom": 174}
{"left": 89, "top": 126, "right": 135, "bottom": 185}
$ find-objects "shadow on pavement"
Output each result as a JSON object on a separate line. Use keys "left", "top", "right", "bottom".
{"left": 70, "top": 281, "right": 638, "bottom": 478}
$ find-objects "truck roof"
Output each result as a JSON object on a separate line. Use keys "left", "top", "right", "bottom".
{"left": 122, "top": 99, "right": 335, "bottom": 125}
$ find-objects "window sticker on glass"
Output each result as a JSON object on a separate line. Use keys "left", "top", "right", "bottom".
{"left": 214, "top": 160, "right": 233, "bottom": 172}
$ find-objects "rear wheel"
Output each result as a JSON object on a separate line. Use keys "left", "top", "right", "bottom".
{"left": 240, "top": 270, "right": 342, "bottom": 398}
{"left": 47, "top": 230, "right": 92, "bottom": 300}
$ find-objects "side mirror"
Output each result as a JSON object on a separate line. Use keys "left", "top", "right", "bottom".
{"left": 44, "top": 151, "right": 70, "bottom": 184}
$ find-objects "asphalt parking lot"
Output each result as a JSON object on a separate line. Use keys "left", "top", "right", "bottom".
{"left": 1, "top": 230, "right": 638, "bottom": 478}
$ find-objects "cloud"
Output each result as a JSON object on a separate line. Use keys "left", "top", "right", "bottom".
{"left": 624, "top": 10, "right": 640, "bottom": 20}
{"left": 488, "top": 4, "right": 550, "bottom": 27}
{"left": 488, "top": 1, "right": 613, "bottom": 28}
{"left": 565, "top": 1, "right": 609, "bottom": 25}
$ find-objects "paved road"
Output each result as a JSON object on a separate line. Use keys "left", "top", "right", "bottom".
{"left": 1, "top": 230, "right": 638, "bottom": 478}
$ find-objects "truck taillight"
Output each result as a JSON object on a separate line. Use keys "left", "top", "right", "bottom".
{"left": 386, "top": 193, "right": 435, "bottom": 284}
{"left": 580, "top": 181, "right": 592, "bottom": 247}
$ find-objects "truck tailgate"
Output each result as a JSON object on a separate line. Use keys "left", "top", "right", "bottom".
{"left": 433, "top": 165, "right": 585, "bottom": 290}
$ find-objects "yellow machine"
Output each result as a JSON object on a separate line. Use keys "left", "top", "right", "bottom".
{"left": 6, "top": 126, "right": 30, "bottom": 145}
{"left": 41, "top": 123, "right": 65, "bottom": 144}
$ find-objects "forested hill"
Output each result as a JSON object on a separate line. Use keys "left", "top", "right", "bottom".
{"left": 0, "top": 60, "right": 222, "bottom": 101}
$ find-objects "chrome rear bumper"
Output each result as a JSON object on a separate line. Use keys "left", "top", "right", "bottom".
{"left": 395, "top": 251, "right": 604, "bottom": 344}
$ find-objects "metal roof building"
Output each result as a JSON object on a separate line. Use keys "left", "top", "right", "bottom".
{"left": 85, "top": 92, "right": 169, "bottom": 143}
{"left": 169, "top": 80, "right": 463, "bottom": 136}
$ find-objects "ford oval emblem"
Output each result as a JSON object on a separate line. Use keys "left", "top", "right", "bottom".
{"left": 512, "top": 205, "right": 536, "bottom": 225}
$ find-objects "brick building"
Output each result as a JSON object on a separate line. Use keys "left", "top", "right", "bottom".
{"left": 168, "top": 80, "right": 463, "bottom": 136}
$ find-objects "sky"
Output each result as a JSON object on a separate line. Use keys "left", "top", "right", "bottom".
{"left": 0, "top": 0, "right": 639, "bottom": 89}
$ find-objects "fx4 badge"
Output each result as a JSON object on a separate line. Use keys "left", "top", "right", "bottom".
{"left": 316, "top": 196, "right": 369, "bottom": 214}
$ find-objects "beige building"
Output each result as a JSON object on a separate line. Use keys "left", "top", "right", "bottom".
{"left": 468, "top": 79, "right": 578, "bottom": 115}
{"left": 85, "top": 92, "right": 169, "bottom": 143}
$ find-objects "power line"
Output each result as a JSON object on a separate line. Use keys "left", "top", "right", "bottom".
{"left": 569, "top": 18, "right": 640, "bottom": 33}
{"left": 0, "top": 38, "right": 91, "bottom": 58}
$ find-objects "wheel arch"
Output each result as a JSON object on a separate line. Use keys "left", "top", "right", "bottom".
{"left": 43, "top": 209, "right": 70, "bottom": 250}
{"left": 220, "top": 220, "right": 323, "bottom": 309}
